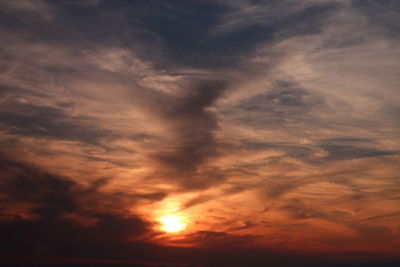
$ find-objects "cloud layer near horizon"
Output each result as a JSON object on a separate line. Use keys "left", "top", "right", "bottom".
{"left": 1, "top": 0, "right": 400, "bottom": 266}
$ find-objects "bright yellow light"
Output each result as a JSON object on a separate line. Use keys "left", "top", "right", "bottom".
{"left": 159, "top": 215, "right": 186, "bottom": 233}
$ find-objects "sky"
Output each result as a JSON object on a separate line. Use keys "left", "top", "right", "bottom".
{"left": 1, "top": 0, "right": 400, "bottom": 266}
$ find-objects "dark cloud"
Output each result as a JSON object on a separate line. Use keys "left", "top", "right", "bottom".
{"left": 155, "top": 79, "right": 227, "bottom": 189}
{"left": 269, "top": 2, "right": 340, "bottom": 39}
{"left": 181, "top": 194, "right": 214, "bottom": 210}
{"left": 0, "top": 152, "right": 166, "bottom": 220}
{"left": 0, "top": 102, "right": 113, "bottom": 146}
{"left": 280, "top": 199, "right": 326, "bottom": 220}
{"left": 321, "top": 138, "right": 376, "bottom": 145}
{"left": 227, "top": 221, "right": 257, "bottom": 232}
{"left": 228, "top": 81, "right": 325, "bottom": 127}
{"left": 198, "top": 2, "right": 340, "bottom": 68}
{"left": 347, "top": 222, "right": 397, "bottom": 245}
{"left": 353, "top": 0, "right": 400, "bottom": 38}
{"left": 0, "top": 0, "right": 226, "bottom": 68}
{"left": 0, "top": 84, "right": 49, "bottom": 98}
{"left": 321, "top": 145, "right": 395, "bottom": 161}
{"left": 0, "top": 153, "right": 342, "bottom": 267}
{"left": 0, "top": 152, "right": 155, "bottom": 260}
{"left": 240, "top": 139, "right": 396, "bottom": 167}
{"left": 265, "top": 180, "right": 305, "bottom": 199}
{"left": 181, "top": 184, "right": 250, "bottom": 210}
{"left": 0, "top": 153, "right": 77, "bottom": 218}
{"left": 0, "top": 0, "right": 340, "bottom": 69}
{"left": 180, "top": 230, "right": 257, "bottom": 247}
{"left": 0, "top": 213, "right": 151, "bottom": 260}
{"left": 361, "top": 212, "right": 400, "bottom": 221}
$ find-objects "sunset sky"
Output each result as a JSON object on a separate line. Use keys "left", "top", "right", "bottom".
{"left": 1, "top": 0, "right": 400, "bottom": 266}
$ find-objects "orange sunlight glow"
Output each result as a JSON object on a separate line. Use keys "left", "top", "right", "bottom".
{"left": 159, "top": 215, "right": 187, "bottom": 233}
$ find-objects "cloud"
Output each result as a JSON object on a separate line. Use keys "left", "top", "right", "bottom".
{"left": 279, "top": 198, "right": 327, "bottom": 220}
{"left": 178, "top": 230, "right": 257, "bottom": 247}
{"left": 353, "top": 0, "right": 400, "bottom": 38}
{"left": 0, "top": 213, "right": 151, "bottom": 260}
{"left": 320, "top": 145, "right": 396, "bottom": 161}
{"left": 0, "top": 152, "right": 345, "bottom": 266}
{"left": 0, "top": 152, "right": 166, "bottom": 221}
{"left": 361, "top": 212, "right": 400, "bottom": 222}
{"left": 224, "top": 80, "right": 325, "bottom": 128}
{"left": 212, "top": 0, "right": 340, "bottom": 37}
{"left": 0, "top": 102, "right": 114, "bottom": 146}
{"left": 0, "top": 151, "right": 160, "bottom": 261}
{"left": 181, "top": 194, "right": 215, "bottom": 210}
{"left": 153, "top": 79, "right": 228, "bottom": 190}
{"left": 0, "top": 0, "right": 54, "bottom": 21}
{"left": 1, "top": 0, "right": 400, "bottom": 265}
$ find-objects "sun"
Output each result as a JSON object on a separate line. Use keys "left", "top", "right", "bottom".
{"left": 159, "top": 215, "right": 186, "bottom": 233}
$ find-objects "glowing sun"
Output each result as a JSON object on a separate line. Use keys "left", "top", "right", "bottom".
{"left": 159, "top": 215, "right": 186, "bottom": 233}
